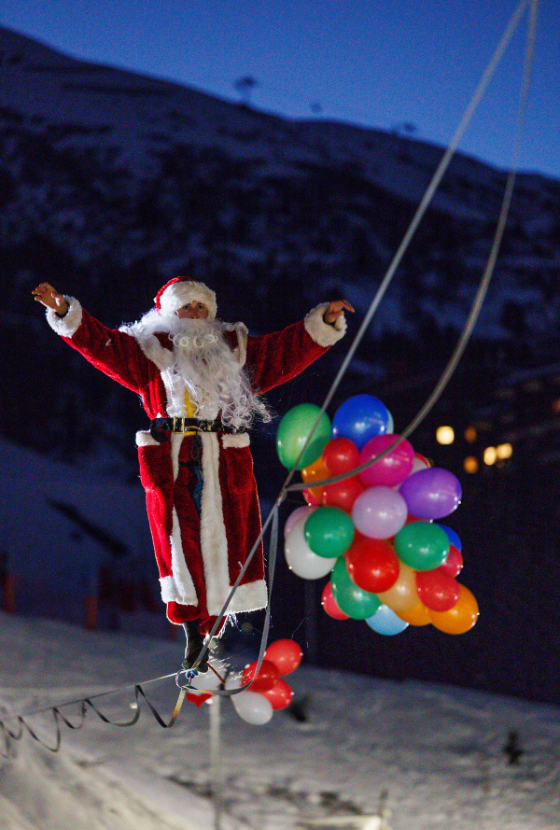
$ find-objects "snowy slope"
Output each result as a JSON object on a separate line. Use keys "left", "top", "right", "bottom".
{"left": 0, "top": 436, "right": 158, "bottom": 630}
{"left": 0, "top": 613, "right": 559, "bottom": 830}
{"left": 1, "top": 17, "right": 559, "bottom": 403}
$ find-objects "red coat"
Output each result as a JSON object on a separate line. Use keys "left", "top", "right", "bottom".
{"left": 46, "top": 299, "right": 346, "bottom": 632}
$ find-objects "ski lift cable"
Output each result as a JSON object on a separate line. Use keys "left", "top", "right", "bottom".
{"left": 285, "top": 0, "right": 538, "bottom": 494}
{"left": 0, "top": 0, "right": 537, "bottom": 751}
{"left": 180, "top": 0, "right": 537, "bottom": 677}
{"left": 281, "top": 0, "right": 535, "bottom": 493}
{"left": 192, "top": 0, "right": 537, "bottom": 664}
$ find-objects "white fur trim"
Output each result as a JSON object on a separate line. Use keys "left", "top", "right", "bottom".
{"left": 136, "top": 430, "right": 158, "bottom": 447}
{"left": 159, "top": 573, "right": 197, "bottom": 604}
{"left": 199, "top": 433, "right": 232, "bottom": 615}
{"left": 129, "top": 332, "right": 174, "bottom": 373}
{"left": 222, "top": 433, "right": 250, "bottom": 449}
{"left": 159, "top": 281, "right": 217, "bottom": 321}
{"left": 222, "top": 322, "right": 249, "bottom": 367}
{"left": 168, "top": 506, "right": 198, "bottom": 604}
{"left": 304, "top": 303, "right": 347, "bottom": 347}
{"left": 224, "top": 579, "right": 268, "bottom": 614}
{"left": 147, "top": 430, "right": 265, "bottom": 613}
{"left": 46, "top": 297, "right": 83, "bottom": 337}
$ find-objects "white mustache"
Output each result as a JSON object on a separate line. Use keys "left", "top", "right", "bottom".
{"left": 168, "top": 331, "right": 220, "bottom": 349}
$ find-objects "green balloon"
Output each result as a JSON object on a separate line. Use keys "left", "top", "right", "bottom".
{"left": 276, "top": 404, "right": 331, "bottom": 470}
{"left": 330, "top": 558, "right": 381, "bottom": 619}
{"left": 394, "top": 521, "right": 449, "bottom": 571}
{"left": 304, "top": 507, "right": 355, "bottom": 558}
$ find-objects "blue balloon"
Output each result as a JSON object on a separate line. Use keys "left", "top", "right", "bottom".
{"left": 366, "top": 604, "right": 409, "bottom": 636}
{"left": 436, "top": 523, "right": 462, "bottom": 551}
{"left": 332, "top": 395, "right": 390, "bottom": 451}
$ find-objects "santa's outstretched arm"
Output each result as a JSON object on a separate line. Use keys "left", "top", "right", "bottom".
{"left": 32, "top": 282, "right": 151, "bottom": 394}
{"left": 245, "top": 299, "right": 354, "bottom": 395}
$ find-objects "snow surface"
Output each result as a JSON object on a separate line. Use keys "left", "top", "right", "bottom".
{"left": 0, "top": 612, "right": 559, "bottom": 830}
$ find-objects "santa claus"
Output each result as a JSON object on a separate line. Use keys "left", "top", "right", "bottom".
{"left": 33, "top": 278, "right": 353, "bottom": 670}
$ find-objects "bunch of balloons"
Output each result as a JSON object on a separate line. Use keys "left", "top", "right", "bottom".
{"left": 187, "top": 639, "right": 303, "bottom": 726}
{"left": 277, "top": 395, "right": 479, "bottom": 637}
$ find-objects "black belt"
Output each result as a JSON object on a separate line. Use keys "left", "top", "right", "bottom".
{"left": 149, "top": 417, "right": 238, "bottom": 443}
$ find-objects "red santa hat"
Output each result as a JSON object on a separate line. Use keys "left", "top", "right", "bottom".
{"left": 154, "top": 277, "right": 218, "bottom": 321}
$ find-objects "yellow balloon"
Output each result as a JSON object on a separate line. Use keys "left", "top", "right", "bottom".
{"left": 395, "top": 601, "right": 431, "bottom": 626}
{"left": 377, "top": 563, "right": 419, "bottom": 613}
{"left": 428, "top": 584, "right": 479, "bottom": 634}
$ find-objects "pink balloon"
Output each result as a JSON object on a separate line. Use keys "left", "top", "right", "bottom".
{"left": 358, "top": 434, "right": 415, "bottom": 487}
{"left": 284, "top": 506, "right": 316, "bottom": 537}
{"left": 351, "top": 486, "right": 408, "bottom": 539}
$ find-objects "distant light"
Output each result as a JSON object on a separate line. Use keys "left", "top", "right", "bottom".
{"left": 436, "top": 426, "right": 455, "bottom": 445}
{"left": 496, "top": 443, "right": 513, "bottom": 460}
{"left": 483, "top": 447, "right": 497, "bottom": 465}
{"left": 464, "top": 426, "right": 477, "bottom": 443}
{"left": 552, "top": 399, "right": 560, "bottom": 414}
{"left": 464, "top": 456, "right": 479, "bottom": 473}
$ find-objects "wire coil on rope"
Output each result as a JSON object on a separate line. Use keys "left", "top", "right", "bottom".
{"left": 0, "top": 0, "right": 538, "bottom": 756}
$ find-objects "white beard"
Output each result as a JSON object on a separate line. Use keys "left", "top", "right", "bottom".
{"left": 153, "top": 316, "right": 269, "bottom": 430}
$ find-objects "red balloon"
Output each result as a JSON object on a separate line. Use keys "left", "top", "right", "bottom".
{"left": 264, "top": 639, "right": 303, "bottom": 676}
{"left": 439, "top": 545, "right": 463, "bottom": 577}
{"left": 322, "top": 438, "right": 360, "bottom": 475}
{"left": 241, "top": 659, "right": 280, "bottom": 692}
{"left": 262, "top": 678, "right": 294, "bottom": 710}
{"left": 303, "top": 487, "right": 321, "bottom": 505}
{"left": 321, "top": 581, "right": 350, "bottom": 619}
{"left": 416, "top": 569, "right": 460, "bottom": 612}
{"left": 187, "top": 692, "right": 212, "bottom": 708}
{"left": 345, "top": 536, "right": 400, "bottom": 594}
{"left": 322, "top": 476, "right": 364, "bottom": 512}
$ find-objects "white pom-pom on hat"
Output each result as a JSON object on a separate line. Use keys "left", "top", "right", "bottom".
{"left": 154, "top": 277, "right": 218, "bottom": 321}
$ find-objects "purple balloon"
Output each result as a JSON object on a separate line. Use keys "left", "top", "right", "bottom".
{"left": 399, "top": 468, "right": 462, "bottom": 520}
{"left": 352, "top": 486, "right": 408, "bottom": 539}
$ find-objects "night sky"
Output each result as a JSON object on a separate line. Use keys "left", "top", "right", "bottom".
{"left": 1, "top": 0, "right": 558, "bottom": 180}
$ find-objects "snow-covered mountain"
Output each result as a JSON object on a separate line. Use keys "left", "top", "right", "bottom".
{"left": 2, "top": 26, "right": 560, "bottom": 707}
{"left": 1, "top": 23, "right": 559, "bottom": 460}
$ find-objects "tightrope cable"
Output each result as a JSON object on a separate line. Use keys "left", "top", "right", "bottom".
{"left": 0, "top": 0, "right": 538, "bottom": 757}
{"left": 189, "top": 0, "right": 536, "bottom": 680}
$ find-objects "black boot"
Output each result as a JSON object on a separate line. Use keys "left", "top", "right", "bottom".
{"left": 182, "top": 620, "right": 208, "bottom": 673}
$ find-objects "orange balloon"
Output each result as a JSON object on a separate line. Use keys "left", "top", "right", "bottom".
{"left": 377, "top": 563, "right": 419, "bottom": 613}
{"left": 428, "top": 584, "right": 479, "bottom": 634}
{"left": 395, "top": 601, "right": 431, "bottom": 626}
{"left": 301, "top": 455, "right": 331, "bottom": 503}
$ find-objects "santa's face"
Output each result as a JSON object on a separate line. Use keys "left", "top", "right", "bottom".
{"left": 177, "top": 301, "right": 209, "bottom": 320}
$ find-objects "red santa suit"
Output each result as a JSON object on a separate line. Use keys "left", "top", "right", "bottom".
{"left": 45, "top": 280, "right": 346, "bottom": 633}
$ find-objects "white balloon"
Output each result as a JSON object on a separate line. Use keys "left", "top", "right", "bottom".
{"left": 189, "top": 670, "right": 222, "bottom": 691}
{"left": 224, "top": 674, "right": 242, "bottom": 691}
{"left": 284, "top": 517, "right": 338, "bottom": 579}
{"left": 232, "top": 690, "right": 274, "bottom": 725}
